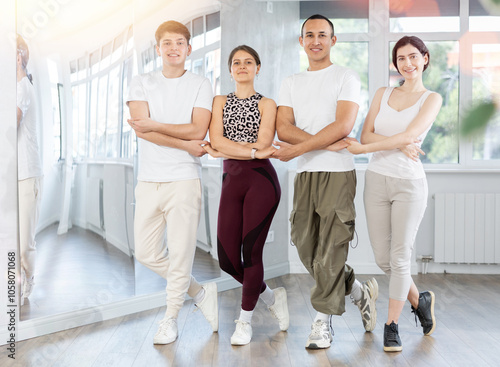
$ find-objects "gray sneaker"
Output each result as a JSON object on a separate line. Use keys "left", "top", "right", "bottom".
{"left": 305, "top": 319, "right": 333, "bottom": 349}
{"left": 352, "top": 278, "right": 378, "bottom": 332}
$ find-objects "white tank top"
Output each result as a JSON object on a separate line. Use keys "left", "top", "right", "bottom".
{"left": 367, "top": 87, "right": 434, "bottom": 179}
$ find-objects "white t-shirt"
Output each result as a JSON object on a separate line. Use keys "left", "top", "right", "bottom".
{"left": 368, "top": 87, "right": 434, "bottom": 179}
{"left": 278, "top": 64, "right": 360, "bottom": 173}
{"left": 127, "top": 70, "right": 213, "bottom": 182}
{"left": 17, "top": 76, "right": 42, "bottom": 181}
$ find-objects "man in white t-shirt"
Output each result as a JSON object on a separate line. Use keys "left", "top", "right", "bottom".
{"left": 274, "top": 14, "right": 378, "bottom": 349}
{"left": 127, "top": 20, "right": 218, "bottom": 345}
{"left": 17, "top": 35, "right": 43, "bottom": 306}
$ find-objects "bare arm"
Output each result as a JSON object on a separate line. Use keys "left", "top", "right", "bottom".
{"left": 17, "top": 107, "right": 22, "bottom": 127}
{"left": 128, "top": 100, "right": 208, "bottom": 156}
{"left": 273, "top": 100, "right": 359, "bottom": 161}
{"left": 128, "top": 106, "right": 211, "bottom": 140}
{"left": 207, "top": 96, "right": 277, "bottom": 160}
{"left": 275, "top": 106, "right": 312, "bottom": 144}
{"left": 348, "top": 92, "right": 443, "bottom": 155}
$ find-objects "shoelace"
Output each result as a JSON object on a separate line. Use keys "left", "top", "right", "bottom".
{"left": 158, "top": 318, "right": 175, "bottom": 332}
{"left": 411, "top": 306, "right": 430, "bottom": 327}
{"left": 386, "top": 324, "right": 399, "bottom": 342}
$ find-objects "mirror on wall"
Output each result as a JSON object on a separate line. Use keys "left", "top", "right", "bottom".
{"left": 17, "top": 0, "right": 223, "bottom": 321}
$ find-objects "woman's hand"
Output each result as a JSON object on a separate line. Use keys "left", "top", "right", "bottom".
{"left": 346, "top": 139, "right": 367, "bottom": 155}
{"left": 128, "top": 117, "right": 158, "bottom": 133}
{"left": 202, "top": 142, "right": 223, "bottom": 158}
{"left": 400, "top": 143, "right": 425, "bottom": 162}
{"left": 255, "top": 146, "right": 277, "bottom": 159}
{"left": 325, "top": 137, "right": 357, "bottom": 152}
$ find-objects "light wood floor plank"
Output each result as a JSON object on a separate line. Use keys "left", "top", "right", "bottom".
{"left": 7, "top": 274, "right": 500, "bottom": 367}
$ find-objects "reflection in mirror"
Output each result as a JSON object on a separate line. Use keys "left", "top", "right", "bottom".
{"left": 17, "top": 0, "right": 137, "bottom": 320}
{"left": 17, "top": 0, "right": 224, "bottom": 322}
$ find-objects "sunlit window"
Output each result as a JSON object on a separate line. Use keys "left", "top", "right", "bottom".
{"left": 472, "top": 43, "right": 500, "bottom": 160}
{"left": 389, "top": 0, "right": 460, "bottom": 33}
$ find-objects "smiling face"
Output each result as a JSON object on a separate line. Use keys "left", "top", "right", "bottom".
{"left": 395, "top": 44, "right": 429, "bottom": 80}
{"left": 230, "top": 50, "right": 260, "bottom": 83}
{"left": 156, "top": 32, "right": 191, "bottom": 67}
{"left": 299, "top": 18, "right": 336, "bottom": 68}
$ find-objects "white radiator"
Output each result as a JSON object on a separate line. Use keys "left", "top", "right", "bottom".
{"left": 434, "top": 193, "right": 500, "bottom": 264}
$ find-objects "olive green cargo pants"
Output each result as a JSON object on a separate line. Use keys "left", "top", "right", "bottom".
{"left": 290, "top": 170, "right": 356, "bottom": 315}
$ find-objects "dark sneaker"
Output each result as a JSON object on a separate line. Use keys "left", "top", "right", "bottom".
{"left": 411, "top": 291, "right": 436, "bottom": 335}
{"left": 384, "top": 322, "right": 403, "bottom": 352}
{"left": 352, "top": 278, "right": 378, "bottom": 332}
{"left": 305, "top": 318, "right": 333, "bottom": 349}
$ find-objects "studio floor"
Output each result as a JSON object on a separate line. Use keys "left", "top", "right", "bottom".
{"left": 3, "top": 272, "right": 500, "bottom": 367}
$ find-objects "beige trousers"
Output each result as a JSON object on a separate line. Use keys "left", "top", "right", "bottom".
{"left": 364, "top": 170, "right": 428, "bottom": 301}
{"left": 18, "top": 176, "right": 43, "bottom": 279}
{"left": 134, "top": 179, "right": 203, "bottom": 318}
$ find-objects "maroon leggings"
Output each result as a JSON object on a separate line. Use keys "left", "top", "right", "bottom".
{"left": 217, "top": 159, "right": 281, "bottom": 311}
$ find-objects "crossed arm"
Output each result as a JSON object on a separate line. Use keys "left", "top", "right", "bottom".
{"left": 273, "top": 100, "right": 359, "bottom": 161}
{"left": 347, "top": 87, "right": 443, "bottom": 160}
{"left": 127, "top": 100, "right": 211, "bottom": 157}
{"left": 203, "top": 95, "right": 277, "bottom": 160}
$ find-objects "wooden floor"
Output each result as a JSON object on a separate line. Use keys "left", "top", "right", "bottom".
{"left": 21, "top": 224, "right": 220, "bottom": 320}
{"left": 6, "top": 273, "right": 500, "bottom": 367}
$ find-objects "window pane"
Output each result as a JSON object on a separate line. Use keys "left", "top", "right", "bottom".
{"left": 121, "top": 57, "right": 135, "bottom": 159}
{"left": 101, "top": 41, "right": 112, "bottom": 70}
{"left": 88, "top": 78, "right": 98, "bottom": 158}
{"left": 389, "top": 41, "right": 459, "bottom": 164}
{"left": 192, "top": 58, "right": 203, "bottom": 76}
{"left": 111, "top": 33, "right": 124, "bottom": 64}
{"left": 300, "top": 1, "right": 368, "bottom": 33}
{"left": 106, "top": 65, "right": 121, "bottom": 158}
{"left": 205, "top": 49, "right": 221, "bottom": 95}
{"left": 472, "top": 44, "right": 500, "bottom": 160}
{"left": 192, "top": 16, "right": 204, "bottom": 51}
{"left": 96, "top": 74, "right": 108, "bottom": 157}
{"left": 470, "top": 0, "right": 500, "bottom": 31}
{"left": 206, "top": 11, "right": 221, "bottom": 45}
{"left": 71, "top": 85, "right": 79, "bottom": 158}
{"left": 78, "top": 84, "right": 87, "bottom": 157}
{"left": 390, "top": 0, "right": 459, "bottom": 33}
{"left": 90, "top": 50, "right": 100, "bottom": 75}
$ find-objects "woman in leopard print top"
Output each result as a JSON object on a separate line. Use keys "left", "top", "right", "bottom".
{"left": 204, "top": 45, "right": 288, "bottom": 346}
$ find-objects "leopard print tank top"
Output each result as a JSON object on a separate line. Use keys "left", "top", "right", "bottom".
{"left": 223, "top": 92, "right": 263, "bottom": 143}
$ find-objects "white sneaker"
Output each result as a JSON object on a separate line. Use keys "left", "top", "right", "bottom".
{"left": 23, "top": 276, "right": 35, "bottom": 303}
{"left": 268, "top": 287, "right": 289, "bottom": 331}
{"left": 352, "top": 278, "right": 378, "bottom": 332}
{"left": 195, "top": 282, "right": 218, "bottom": 332}
{"left": 230, "top": 320, "right": 252, "bottom": 346}
{"left": 153, "top": 317, "right": 178, "bottom": 344}
{"left": 305, "top": 319, "right": 333, "bottom": 349}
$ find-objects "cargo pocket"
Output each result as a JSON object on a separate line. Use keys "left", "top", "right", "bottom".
{"left": 333, "top": 208, "right": 356, "bottom": 246}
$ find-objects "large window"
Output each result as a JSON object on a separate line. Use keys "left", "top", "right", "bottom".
{"left": 299, "top": 0, "right": 500, "bottom": 167}
{"left": 70, "top": 25, "right": 134, "bottom": 160}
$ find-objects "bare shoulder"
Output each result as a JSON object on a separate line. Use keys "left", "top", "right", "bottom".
{"left": 259, "top": 97, "right": 277, "bottom": 109}
{"left": 424, "top": 91, "right": 443, "bottom": 108}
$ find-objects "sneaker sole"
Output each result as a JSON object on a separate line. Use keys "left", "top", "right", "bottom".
{"left": 424, "top": 291, "right": 436, "bottom": 336}
{"left": 305, "top": 340, "right": 332, "bottom": 349}
{"left": 383, "top": 345, "right": 403, "bottom": 352}
{"left": 153, "top": 336, "right": 177, "bottom": 345}
{"left": 365, "top": 278, "right": 379, "bottom": 332}
{"left": 201, "top": 282, "right": 219, "bottom": 332}
{"left": 231, "top": 338, "right": 251, "bottom": 346}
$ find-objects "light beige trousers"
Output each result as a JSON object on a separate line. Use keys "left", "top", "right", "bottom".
{"left": 134, "top": 179, "right": 203, "bottom": 318}
{"left": 18, "top": 176, "right": 43, "bottom": 279}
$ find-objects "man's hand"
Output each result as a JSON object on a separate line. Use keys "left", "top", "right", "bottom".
{"left": 325, "top": 137, "right": 357, "bottom": 152}
{"left": 128, "top": 117, "right": 158, "bottom": 133}
{"left": 272, "top": 141, "right": 302, "bottom": 162}
{"left": 184, "top": 140, "right": 209, "bottom": 157}
{"left": 400, "top": 143, "right": 425, "bottom": 162}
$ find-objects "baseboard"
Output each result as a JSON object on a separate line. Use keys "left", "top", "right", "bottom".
{"left": 421, "top": 262, "right": 500, "bottom": 274}
{"left": 2, "top": 261, "right": 290, "bottom": 345}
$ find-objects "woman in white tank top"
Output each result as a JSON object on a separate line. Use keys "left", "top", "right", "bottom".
{"left": 347, "top": 36, "right": 442, "bottom": 353}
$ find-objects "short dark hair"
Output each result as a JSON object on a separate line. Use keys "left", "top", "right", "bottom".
{"left": 392, "top": 36, "right": 430, "bottom": 74}
{"left": 228, "top": 45, "right": 261, "bottom": 72}
{"left": 155, "top": 21, "right": 191, "bottom": 45}
{"left": 301, "top": 14, "right": 334, "bottom": 38}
